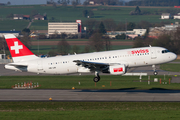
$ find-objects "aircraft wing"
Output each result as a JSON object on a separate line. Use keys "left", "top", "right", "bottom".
{"left": 73, "top": 60, "right": 110, "bottom": 71}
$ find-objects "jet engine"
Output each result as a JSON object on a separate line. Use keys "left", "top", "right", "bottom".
{"left": 109, "top": 64, "right": 126, "bottom": 75}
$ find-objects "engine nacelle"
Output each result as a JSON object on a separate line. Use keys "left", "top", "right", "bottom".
{"left": 109, "top": 65, "right": 126, "bottom": 75}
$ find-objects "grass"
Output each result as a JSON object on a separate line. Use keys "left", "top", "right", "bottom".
{"left": 0, "top": 5, "right": 180, "bottom": 30}
{"left": 160, "top": 63, "right": 180, "bottom": 72}
{"left": 0, "top": 19, "right": 29, "bottom": 31}
{"left": 0, "top": 75, "right": 178, "bottom": 89}
{"left": 1, "top": 102, "right": 180, "bottom": 120}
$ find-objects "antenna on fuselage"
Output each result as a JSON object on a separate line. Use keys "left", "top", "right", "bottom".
{"left": 149, "top": 45, "right": 151, "bottom": 47}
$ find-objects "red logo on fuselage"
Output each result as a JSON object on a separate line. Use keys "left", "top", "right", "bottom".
{"left": 113, "top": 68, "right": 123, "bottom": 72}
{"left": 131, "top": 49, "right": 149, "bottom": 54}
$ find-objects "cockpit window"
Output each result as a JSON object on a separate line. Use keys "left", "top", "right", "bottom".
{"left": 162, "top": 50, "right": 170, "bottom": 53}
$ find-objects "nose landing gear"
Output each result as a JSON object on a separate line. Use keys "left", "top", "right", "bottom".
{"left": 152, "top": 65, "right": 158, "bottom": 75}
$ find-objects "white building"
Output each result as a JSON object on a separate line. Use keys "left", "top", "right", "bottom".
{"left": 174, "top": 13, "right": 180, "bottom": 19}
{"left": 48, "top": 22, "right": 79, "bottom": 35}
{"left": 106, "top": 29, "right": 146, "bottom": 39}
{"left": 133, "top": 29, "right": 146, "bottom": 36}
{"left": 89, "top": 1, "right": 95, "bottom": 5}
{"left": 13, "top": 14, "right": 23, "bottom": 20}
{"left": 161, "top": 13, "right": 171, "bottom": 19}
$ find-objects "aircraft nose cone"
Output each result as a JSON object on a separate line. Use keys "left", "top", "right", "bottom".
{"left": 172, "top": 53, "right": 177, "bottom": 61}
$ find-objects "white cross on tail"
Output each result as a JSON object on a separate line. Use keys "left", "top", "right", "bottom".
{"left": 11, "top": 41, "right": 23, "bottom": 54}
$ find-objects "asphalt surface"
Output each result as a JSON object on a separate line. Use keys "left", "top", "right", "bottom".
{"left": 1, "top": 89, "right": 180, "bottom": 102}
{"left": 0, "top": 63, "right": 180, "bottom": 102}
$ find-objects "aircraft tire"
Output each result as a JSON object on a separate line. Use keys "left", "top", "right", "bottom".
{"left": 93, "top": 77, "right": 100, "bottom": 82}
{"left": 154, "top": 71, "right": 158, "bottom": 75}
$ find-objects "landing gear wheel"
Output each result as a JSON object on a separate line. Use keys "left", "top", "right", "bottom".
{"left": 154, "top": 71, "right": 158, "bottom": 75}
{"left": 93, "top": 77, "right": 100, "bottom": 82}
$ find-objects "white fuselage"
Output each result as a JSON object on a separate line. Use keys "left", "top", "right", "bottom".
{"left": 23, "top": 46, "right": 176, "bottom": 74}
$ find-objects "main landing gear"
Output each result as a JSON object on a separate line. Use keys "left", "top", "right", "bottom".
{"left": 152, "top": 65, "right": 158, "bottom": 75}
{"left": 93, "top": 71, "right": 100, "bottom": 82}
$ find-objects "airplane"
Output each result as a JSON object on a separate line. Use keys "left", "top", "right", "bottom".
{"left": 4, "top": 34, "right": 177, "bottom": 82}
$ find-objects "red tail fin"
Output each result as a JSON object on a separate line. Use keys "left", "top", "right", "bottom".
{"left": 4, "top": 34, "right": 34, "bottom": 57}
{"left": 4, "top": 34, "right": 38, "bottom": 62}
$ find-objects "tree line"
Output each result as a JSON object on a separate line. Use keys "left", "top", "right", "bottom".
{"left": 126, "top": 0, "right": 180, "bottom": 6}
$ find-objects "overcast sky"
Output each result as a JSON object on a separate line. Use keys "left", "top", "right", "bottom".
{"left": 1, "top": 0, "right": 131, "bottom": 5}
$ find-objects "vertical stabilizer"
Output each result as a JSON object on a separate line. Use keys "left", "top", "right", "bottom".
{"left": 4, "top": 34, "right": 38, "bottom": 62}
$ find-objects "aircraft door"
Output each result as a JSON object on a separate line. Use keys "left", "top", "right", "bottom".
{"left": 151, "top": 49, "right": 157, "bottom": 59}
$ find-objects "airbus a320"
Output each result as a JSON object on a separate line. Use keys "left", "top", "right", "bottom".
{"left": 4, "top": 34, "right": 177, "bottom": 82}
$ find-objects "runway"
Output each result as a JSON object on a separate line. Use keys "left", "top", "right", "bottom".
{"left": 0, "top": 63, "right": 180, "bottom": 102}
{"left": 1, "top": 89, "right": 180, "bottom": 102}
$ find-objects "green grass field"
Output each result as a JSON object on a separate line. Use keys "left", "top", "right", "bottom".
{"left": 0, "top": 5, "right": 180, "bottom": 30}
{"left": 160, "top": 63, "right": 180, "bottom": 72}
{"left": 0, "top": 75, "right": 178, "bottom": 89}
{"left": 1, "top": 102, "right": 180, "bottom": 120}
{"left": 0, "top": 19, "right": 29, "bottom": 31}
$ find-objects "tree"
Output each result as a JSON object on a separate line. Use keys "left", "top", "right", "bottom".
{"left": 61, "top": 0, "right": 67, "bottom": 6}
{"left": 115, "top": 22, "right": 126, "bottom": 31}
{"left": 130, "top": 6, "right": 141, "bottom": 15}
{"left": 103, "top": 18, "right": 116, "bottom": 31}
{"left": 67, "top": 0, "right": 70, "bottom": 4}
{"left": 0, "top": 38, "right": 8, "bottom": 54}
{"left": 133, "top": 37, "right": 145, "bottom": 48}
{"left": 83, "top": 0, "right": 89, "bottom": 6}
{"left": 98, "top": 22, "right": 106, "bottom": 34}
{"left": 135, "top": 6, "right": 141, "bottom": 14}
{"left": 7, "top": 1, "right": 11, "bottom": 5}
{"left": 53, "top": 2, "right": 57, "bottom": 8}
{"left": 22, "top": 28, "right": 30, "bottom": 35}
{"left": 83, "top": 10, "right": 88, "bottom": 17}
{"left": 116, "top": 33, "right": 126, "bottom": 39}
{"left": 127, "top": 22, "right": 136, "bottom": 30}
{"left": 137, "top": 20, "right": 152, "bottom": 29}
{"left": 83, "top": 45, "right": 91, "bottom": 53}
{"left": 72, "top": 45, "right": 80, "bottom": 53}
{"left": 57, "top": 39, "right": 71, "bottom": 55}
{"left": 89, "top": 33, "right": 104, "bottom": 51}
{"left": 72, "top": 0, "right": 77, "bottom": 8}
{"left": 103, "top": 35, "right": 111, "bottom": 51}
{"left": 61, "top": 32, "right": 67, "bottom": 39}
{"left": 83, "top": 10, "right": 94, "bottom": 18}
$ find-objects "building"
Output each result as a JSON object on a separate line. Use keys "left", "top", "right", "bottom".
{"left": 34, "top": 14, "right": 45, "bottom": 20}
{"left": 48, "top": 22, "right": 79, "bottom": 35}
{"left": 161, "top": 13, "right": 171, "bottom": 19}
{"left": 148, "top": 23, "right": 180, "bottom": 38}
{"left": 89, "top": 1, "right": 95, "bottom": 5}
{"left": 106, "top": 29, "right": 146, "bottom": 39}
{"left": 0, "top": 31, "right": 21, "bottom": 38}
{"left": 174, "top": 13, "right": 180, "bottom": 19}
{"left": 13, "top": 14, "right": 23, "bottom": 20}
{"left": 23, "top": 15, "right": 30, "bottom": 20}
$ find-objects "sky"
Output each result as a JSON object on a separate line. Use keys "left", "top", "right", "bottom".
{"left": 1, "top": 0, "right": 132, "bottom": 5}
